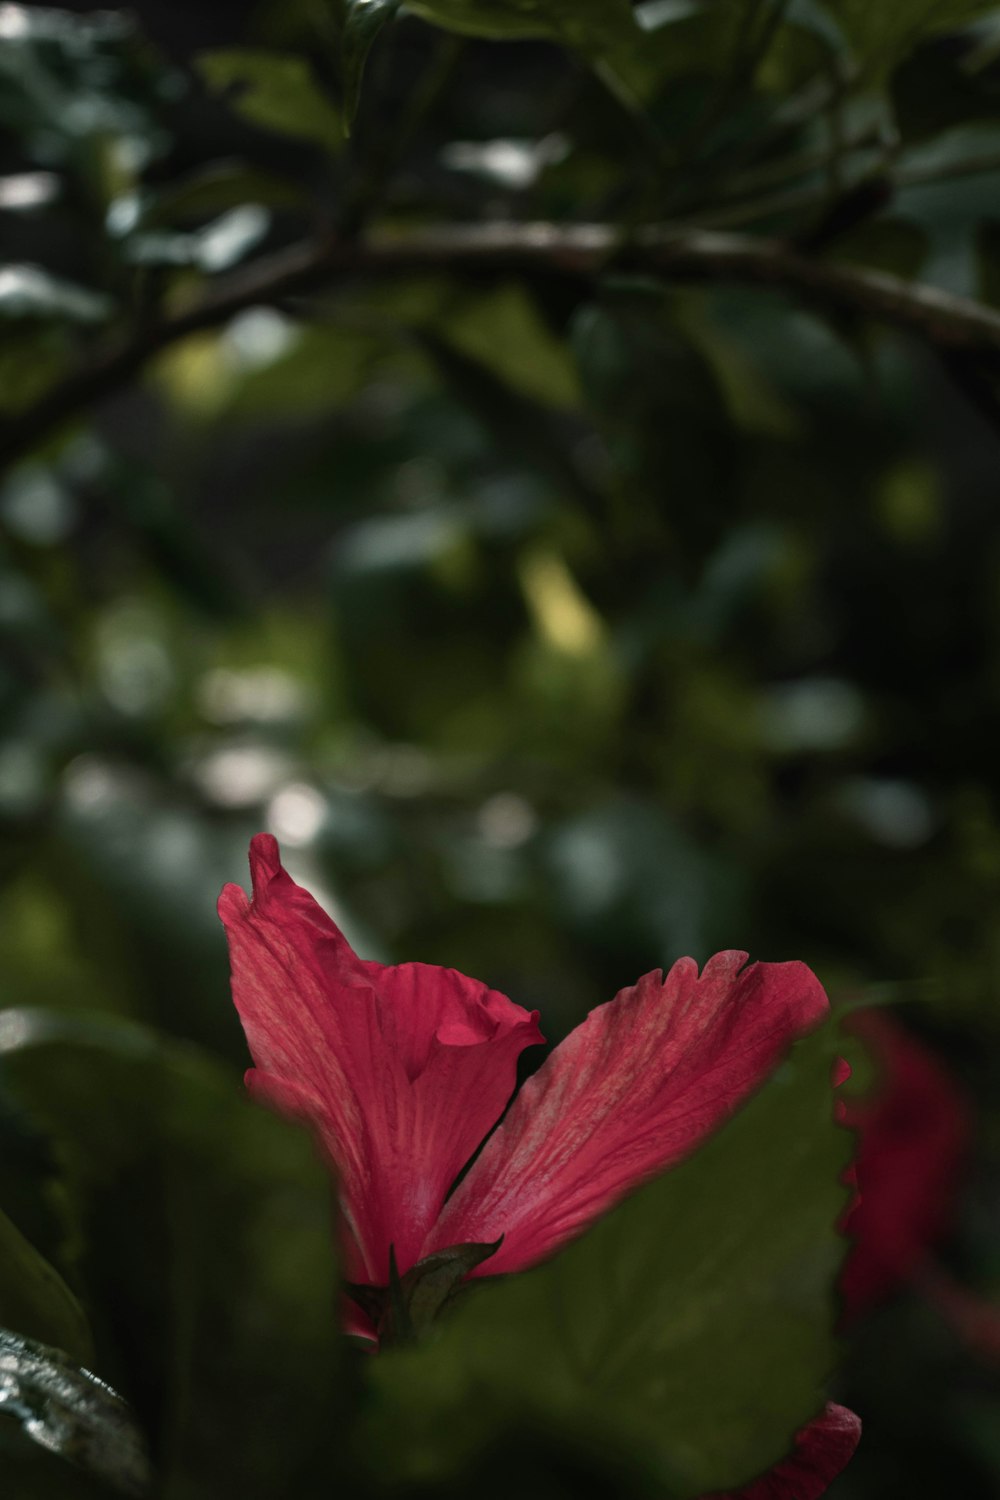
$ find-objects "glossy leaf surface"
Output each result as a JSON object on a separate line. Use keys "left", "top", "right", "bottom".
{"left": 0, "top": 1328, "right": 150, "bottom": 1497}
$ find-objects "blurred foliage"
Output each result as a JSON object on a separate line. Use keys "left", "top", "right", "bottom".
{"left": 2, "top": 0, "right": 1000, "bottom": 1496}
{"left": 0, "top": 1009, "right": 343, "bottom": 1497}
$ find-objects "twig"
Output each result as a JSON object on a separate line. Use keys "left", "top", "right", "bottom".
{"left": 6, "top": 221, "right": 1000, "bottom": 471}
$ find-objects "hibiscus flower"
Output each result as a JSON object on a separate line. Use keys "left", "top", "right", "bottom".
{"left": 839, "top": 1008, "right": 971, "bottom": 1320}
{"left": 839, "top": 1010, "right": 1000, "bottom": 1365}
{"left": 219, "top": 833, "right": 860, "bottom": 1497}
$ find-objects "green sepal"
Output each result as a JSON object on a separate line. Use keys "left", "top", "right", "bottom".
{"left": 348, "top": 1237, "right": 504, "bottom": 1344}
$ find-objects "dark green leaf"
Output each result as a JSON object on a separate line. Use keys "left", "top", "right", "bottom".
{"left": 0, "top": 1208, "right": 92, "bottom": 1365}
{"left": 141, "top": 163, "right": 308, "bottom": 226}
{"left": 404, "top": 0, "right": 638, "bottom": 53}
{"left": 368, "top": 1021, "right": 851, "bottom": 1498}
{"left": 342, "top": 0, "right": 402, "bottom": 130}
{"left": 438, "top": 283, "right": 584, "bottom": 411}
{"left": 0, "top": 1009, "right": 345, "bottom": 1500}
{"left": 824, "top": 0, "right": 1000, "bottom": 76}
{"left": 783, "top": 0, "right": 850, "bottom": 54}
{"left": 196, "top": 50, "right": 343, "bottom": 151}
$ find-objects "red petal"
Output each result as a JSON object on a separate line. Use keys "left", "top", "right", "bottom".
{"left": 424, "top": 951, "right": 829, "bottom": 1274}
{"left": 706, "top": 1404, "right": 861, "bottom": 1499}
{"left": 219, "top": 834, "right": 543, "bottom": 1282}
{"left": 839, "top": 1010, "right": 971, "bottom": 1319}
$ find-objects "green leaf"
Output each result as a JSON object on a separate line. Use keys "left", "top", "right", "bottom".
{"left": 196, "top": 49, "right": 343, "bottom": 152}
{"left": 0, "top": 1328, "right": 150, "bottom": 1497}
{"left": 823, "top": 0, "right": 1000, "bottom": 75}
{"left": 0, "top": 1208, "right": 92, "bottom": 1365}
{"left": 439, "top": 283, "right": 584, "bottom": 411}
{"left": 342, "top": 0, "right": 402, "bottom": 130}
{"left": 781, "top": 0, "right": 849, "bottom": 54}
{"left": 0, "top": 1008, "right": 345, "bottom": 1500}
{"left": 140, "top": 163, "right": 307, "bottom": 227}
{"left": 351, "top": 278, "right": 583, "bottom": 409}
{"left": 368, "top": 1021, "right": 852, "bottom": 1498}
{"left": 404, "top": 0, "right": 638, "bottom": 53}
{"left": 0, "top": 266, "right": 113, "bottom": 323}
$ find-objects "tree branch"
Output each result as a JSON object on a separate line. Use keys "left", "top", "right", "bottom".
{"left": 5, "top": 221, "right": 1000, "bottom": 472}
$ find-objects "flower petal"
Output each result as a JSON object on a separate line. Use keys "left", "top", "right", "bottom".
{"left": 219, "top": 834, "right": 543, "bottom": 1282}
{"left": 424, "top": 951, "right": 829, "bottom": 1274}
{"left": 707, "top": 1404, "right": 861, "bottom": 1499}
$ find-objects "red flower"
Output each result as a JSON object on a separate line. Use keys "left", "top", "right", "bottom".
{"left": 220, "top": 834, "right": 833, "bottom": 1284}
{"left": 839, "top": 1009, "right": 971, "bottom": 1320}
{"left": 220, "top": 834, "right": 861, "bottom": 1496}
{"left": 837, "top": 1010, "right": 1000, "bottom": 1364}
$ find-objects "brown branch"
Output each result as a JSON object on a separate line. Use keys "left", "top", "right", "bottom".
{"left": 5, "top": 222, "right": 1000, "bottom": 472}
